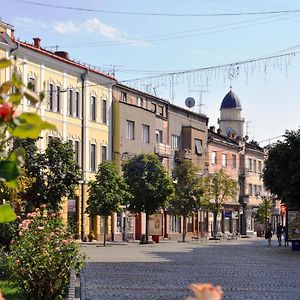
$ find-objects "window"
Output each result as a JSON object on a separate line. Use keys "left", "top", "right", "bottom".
{"left": 90, "top": 144, "right": 96, "bottom": 172}
{"left": 249, "top": 184, "right": 253, "bottom": 196}
{"left": 75, "top": 91, "right": 80, "bottom": 117}
{"left": 222, "top": 153, "right": 228, "bottom": 167}
{"left": 91, "top": 96, "right": 97, "bottom": 121}
{"left": 68, "top": 139, "right": 73, "bottom": 148}
{"left": 49, "top": 83, "right": 54, "bottom": 111}
{"left": 212, "top": 151, "right": 217, "bottom": 165}
{"left": 126, "top": 120, "right": 135, "bottom": 140}
{"left": 28, "top": 77, "right": 36, "bottom": 106}
{"left": 142, "top": 124, "right": 150, "bottom": 143}
{"left": 195, "top": 139, "right": 203, "bottom": 156}
{"left": 68, "top": 90, "right": 73, "bottom": 115}
{"left": 151, "top": 103, "right": 157, "bottom": 113}
{"left": 156, "top": 130, "right": 163, "bottom": 143}
{"left": 253, "top": 160, "right": 257, "bottom": 173}
{"left": 258, "top": 161, "right": 262, "bottom": 173}
{"left": 171, "top": 134, "right": 180, "bottom": 149}
{"left": 101, "top": 145, "right": 107, "bottom": 161}
{"left": 56, "top": 86, "right": 61, "bottom": 112}
{"left": 121, "top": 91, "right": 127, "bottom": 102}
{"left": 75, "top": 141, "right": 80, "bottom": 165}
{"left": 102, "top": 99, "right": 107, "bottom": 124}
{"left": 157, "top": 105, "right": 164, "bottom": 116}
{"left": 137, "top": 97, "right": 143, "bottom": 107}
{"left": 232, "top": 154, "right": 237, "bottom": 168}
{"left": 248, "top": 158, "right": 253, "bottom": 172}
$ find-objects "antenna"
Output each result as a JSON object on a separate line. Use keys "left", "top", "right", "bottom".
{"left": 189, "top": 84, "right": 209, "bottom": 114}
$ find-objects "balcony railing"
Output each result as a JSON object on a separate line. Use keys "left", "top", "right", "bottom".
{"left": 154, "top": 143, "right": 172, "bottom": 157}
{"left": 174, "top": 149, "right": 192, "bottom": 160}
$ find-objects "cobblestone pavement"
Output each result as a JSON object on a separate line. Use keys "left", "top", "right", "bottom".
{"left": 80, "top": 238, "right": 300, "bottom": 300}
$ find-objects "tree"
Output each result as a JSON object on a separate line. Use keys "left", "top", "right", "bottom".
{"left": 86, "top": 161, "right": 131, "bottom": 246}
{"left": 170, "top": 160, "right": 206, "bottom": 242}
{"left": 255, "top": 197, "right": 273, "bottom": 230}
{"left": 203, "top": 169, "right": 238, "bottom": 238}
{"left": 122, "top": 154, "right": 174, "bottom": 242}
{"left": 264, "top": 129, "right": 300, "bottom": 209}
{"left": 23, "top": 138, "right": 82, "bottom": 211}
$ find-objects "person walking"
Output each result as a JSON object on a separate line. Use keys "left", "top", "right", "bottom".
{"left": 276, "top": 223, "right": 283, "bottom": 246}
{"left": 283, "top": 225, "right": 289, "bottom": 247}
{"left": 265, "top": 223, "right": 273, "bottom": 247}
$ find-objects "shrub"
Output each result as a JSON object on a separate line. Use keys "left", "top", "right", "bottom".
{"left": 7, "top": 206, "right": 85, "bottom": 300}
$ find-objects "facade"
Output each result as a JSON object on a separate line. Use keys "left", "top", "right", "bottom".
{"left": 0, "top": 20, "right": 116, "bottom": 241}
{"left": 112, "top": 83, "right": 171, "bottom": 241}
{"left": 207, "top": 127, "right": 240, "bottom": 235}
{"left": 166, "top": 104, "right": 209, "bottom": 240}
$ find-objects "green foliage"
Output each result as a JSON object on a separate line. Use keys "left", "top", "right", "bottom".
{"left": 122, "top": 154, "right": 174, "bottom": 216}
{"left": 21, "top": 138, "right": 82, "bottom": 211}
{"left": 264, "top": 129, "right": 300, "bottom": 209}
{"left": 0, "top": 279, "right": 26, "bottom": 299}
{"left": 170, "top": 160, "right": 206, "bottom": 217}
{"left": 0, "top": 205, "right": 16, "bottom": 224}
{"left": 7, "top": 206, "right": 85, "bottom": 300}
{"left": 0, "top": 57, "right": 56, "bottom": 223}
{"left": 203, "top": 169, "right": 238, "bottom": 238}
{"left": 255, "top": 198, "right": 273, "bottom": 226}
{"left": 87, "top": 161, "right": 131, "bottom": 217}
{"left": 203, "top": 169, "right": 238, "bottom": 212}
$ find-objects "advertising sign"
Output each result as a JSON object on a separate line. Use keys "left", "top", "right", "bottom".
{"left": 287, "top": 210, "right": 300, "bottom": 240}
{"left": 148, "top": 213, "right": 163, "bottom": 236}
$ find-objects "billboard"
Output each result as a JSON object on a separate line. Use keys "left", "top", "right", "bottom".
{"left": 148, "top": 213, "right": 163, "bottom": 236}
{"left": 287, "top": 210, "right": 300, "bottom": 240}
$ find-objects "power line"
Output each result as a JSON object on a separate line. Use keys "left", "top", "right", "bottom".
{"left": 45, "top": 13, "right": 296, "bottom": 49}
{"left": 12, "top": 0, "right": 300, "bottom": 17}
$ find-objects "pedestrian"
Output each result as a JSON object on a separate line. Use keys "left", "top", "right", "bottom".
{"left": 276, "top": 223, "right": 283, "bottom": 246}
{"left": 283, "top": 225, "right": 289, "bottom": 247}
{"left": 265, "top": 223, "right": 272, "bottom": 247}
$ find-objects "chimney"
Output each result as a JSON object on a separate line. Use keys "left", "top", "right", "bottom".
{"left": 209, "top": 126, "right": 215, "bottom": 132}
{"left": 54, "top": 51, "right": 69, "bottom": 60}
{"left": 33, "top": 37, "right": 41, "bottom": 48}
{"left": 11, "top": 29, "right": 15, "bottom": 40}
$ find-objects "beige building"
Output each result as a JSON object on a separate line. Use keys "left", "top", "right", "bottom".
{"left": 0, "top": 20, "right": 116, "bottom": 241}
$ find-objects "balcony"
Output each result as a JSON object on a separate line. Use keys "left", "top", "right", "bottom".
{"left": 154, "top": 143, "right": 172, "bottom": 157}
{"left": 174, "top": 149, "right": 192, "bottom": 160}
{"left": 239, "top": 168, "right": 249, "bottom": 178}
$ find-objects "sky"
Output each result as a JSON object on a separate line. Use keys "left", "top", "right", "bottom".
{"left": 2, "top": 0, "right": 300, "bottom": 145}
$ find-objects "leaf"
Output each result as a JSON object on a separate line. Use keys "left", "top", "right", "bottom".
{"left": 9, "top": 94, "right": 23, "bottom": 104}
{"left": 23, "top": 88, "right": 39, "bottom": 104}
{"left": 0, "top": 81, "right": 12, "bottom": 94}
{"left": 0, "top": 159, "right": 19, "bottom": 182}
{"left": 0, "top": 204, "right": 16, "bottom": 223}
{"left": 0, "top": 58, "right": 12, "bottom": 69}
{"left": 10, "top": 147, "right": 25, "bottom": 166}
{"left": 12, "top": 123, "right": 42, "bottom": 139}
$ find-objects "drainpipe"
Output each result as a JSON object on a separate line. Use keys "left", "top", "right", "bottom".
{"left": 80, "top": 69, "right": 88, "bottom": 241}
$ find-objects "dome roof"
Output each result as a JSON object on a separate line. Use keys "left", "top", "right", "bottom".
{"left": 220, "top": 90, "right": 241, "bottom": 109}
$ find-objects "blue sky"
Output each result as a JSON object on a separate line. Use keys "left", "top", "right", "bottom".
{"left": 2, "top": 0, "right": 300, "bottom": 144}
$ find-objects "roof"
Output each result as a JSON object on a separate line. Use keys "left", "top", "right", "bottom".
{"left": 16, "top": 40, "right": 116, "bottom": 81}
{"left": 220, "top": 90, "right": 242, "bottom": 109}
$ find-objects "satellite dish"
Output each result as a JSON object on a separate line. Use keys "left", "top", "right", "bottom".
{"left": 185, "top": 97, "right": 195, "bottom": 109}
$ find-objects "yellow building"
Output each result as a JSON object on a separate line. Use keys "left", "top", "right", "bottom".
{"left": 0, "top": 20, "right": 116, "bottom": 241}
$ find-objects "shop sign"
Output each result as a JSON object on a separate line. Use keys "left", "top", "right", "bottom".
{"left": 224, "top": 211, "right": 232, "bottom": 218}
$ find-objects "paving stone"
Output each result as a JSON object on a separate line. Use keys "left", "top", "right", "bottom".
{"left": 80, "top": 238, "right": 300, "bottom": 300}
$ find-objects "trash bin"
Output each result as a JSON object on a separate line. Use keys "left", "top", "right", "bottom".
{"left": 152, "top": 235, "right": 159, "bottom": 243}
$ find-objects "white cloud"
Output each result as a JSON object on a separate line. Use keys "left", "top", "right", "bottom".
{"left": 53, "top": 20, "right": 80, "bottom": 34}
{"left": 13, "top": 17, "right": 47, "bottom": 30}
{"left": 51, "top": 17, "right": 150, "bottom": 47}
{"left": 84, "top": 17, "right": 127, "bottom": 41}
